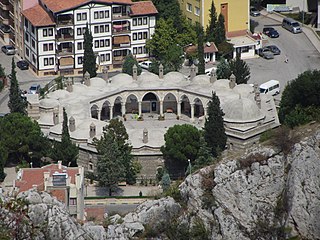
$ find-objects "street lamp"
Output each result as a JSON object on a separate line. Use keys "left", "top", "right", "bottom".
{"left": 188, "top": 159, "right": 191, "bottom": 176}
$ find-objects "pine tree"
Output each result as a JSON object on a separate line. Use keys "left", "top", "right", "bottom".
{"left": 83, "top": 24, "right": 97, "bottom": 78}
{"left": 8, "top": 58, "right": 26, "bottom": 114}
{"left": 51, "top": 108, "right": 79, "bottom": 166}
{"left": 196, "top": 23, "right": 205, "bottom": 75}
{"left": 206, "top": 0, "right": 217, "bottom": 42}
{"left": 215, "top": 14, "right": 226, "bottom": 45}
{"left": 216, "top": 57, "right": 231, "bottom": 79}
{"left": 229, "top": 52, "right": 251, "bottom": 84}
{"left": 204, "top": 92, "right": 227, "bottom": 157}
{"left": 122, "top": 54, "right": 142, "bottom": 76}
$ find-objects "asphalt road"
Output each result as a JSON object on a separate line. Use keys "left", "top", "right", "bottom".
{"left": 246, "top": 14, "right": 320, "bottom": 93}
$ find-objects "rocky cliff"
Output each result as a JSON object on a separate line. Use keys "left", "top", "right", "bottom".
{"left": 1, "top": 129, "right": 320, "bottom": 239}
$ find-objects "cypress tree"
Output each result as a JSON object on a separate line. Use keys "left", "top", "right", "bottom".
{"left": 196, "top": 23, "right": 205, "bottom": 75}
{"left": 8, "top": 58, "right": 26, "bottom": 114}
{"left": 229, "top": 52, "right": 251, "bottom": 84}
{"left": 215, "top": 14, "right": 226, "bottom": 45}
{"left": 206, "top": 0, "right": 217, "bottom": 42}
{"left": 204, "top": 92, "right": 227, "bottom": 157}
{"left": 83, "top": 24, "right": 97, "bottom": 78}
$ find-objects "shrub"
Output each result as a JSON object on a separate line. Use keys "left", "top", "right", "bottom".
{"left": 271, "top": 126, "right": 299, "bottom": 155}
{"left": 238, "top": 153, "right": 268, "bottom": 169}
{"left": 190, "top": 217, "right": 210, "bottom": 240}
{"left": 259, "top": 129, "right": 274, "bottom": 143}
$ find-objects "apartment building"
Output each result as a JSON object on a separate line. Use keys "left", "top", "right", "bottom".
{"left": 0, "top": 0, "right": 13, "bottom": 45}
{"left": 15, "top": 161, "right": 85, "bottom": 220}
{"left": 178, "top": 0, "right": 249, "bottom": 36}
{"left": 21, "top": 0, "right": 157, "bottom": 76}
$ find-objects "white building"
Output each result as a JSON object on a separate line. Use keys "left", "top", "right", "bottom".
{"left": 22, "top": 0, "right": 157, "bottom": 76}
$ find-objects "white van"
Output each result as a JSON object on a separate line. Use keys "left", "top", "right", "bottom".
{"left": 205, "top": 67, "right": 216, "bottom": 76}
{"left": 259, "top": 80, "right": 280, "bottom": 95}
{"left": 282, "top": 18, "right": 302, "bottom": 34}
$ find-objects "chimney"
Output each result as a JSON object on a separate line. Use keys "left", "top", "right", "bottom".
{"left": 254, "top": 83, "right": 260, "bottom": 101}
{"left": 256, "top": 95, "right": 261, "bottom": 109}
{"left": 159, "top": 64, "right": 164, "bottom": 79}
{"left": 66, "top": 78, "right": 73, "bottom": 92}
{"left": 90, "top": 123, "right": 96, "bottom": 138}
{"left": 190, "top": 64, "right": 196, "bottom": 80}
{"left": 132, "top": 64, "right": 138, "bottom": 80}
{"left": 58, "top": 161, "right": 62, "bottom": 169}
{"left": 53, "top": 108, "right": 59, "bottom": 125}
{"left": 143, "top": 128, "right": 148, "bottom": 143}
{"left": 69, "top": 116, "right": 75, "bottom": 132}
{"left": 84, "top": 71, "right": 90, "bottom": 86}
{"left": 210, "top": 70, "right": 217, "bottom": 83}
{"left": 229, "top": 73, "right": 236, "bottom": 89}
{"left": 102, "top": 65, "right": 108, "bottom": 81}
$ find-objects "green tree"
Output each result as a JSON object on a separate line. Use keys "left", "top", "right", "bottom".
{"left": 196, "top": 23, "right": 205, "bottom": 75}
{"left": 215, "top": 14, "right": 226, "bottom": 45}
{"left": 217, "top": 41, "right": 234, "bottom": 60}
{"left": 164, "top": 44, "right": 184, "bottom": 71}
{"left": 161, "top": 124, "right": 201, "bottom": 177}
{"left": 0, "top": 113, "right": 51, "bottom": 166}
{"left": 216, "top": 57, "right": 231, "bottom": 79}
{"left": 122, "top": 54, "right": 142, "bottom": 76}
{"left": 161, "top": 172, "right": 171, "bottom": 191}
{"left": 194, "top": 134, "right": 214, "bottom": 169}
{"left": 83, "top": 24, "right": 97, "bottom": 78}
{"left": 0, "top": 142, "right": 8, "bottom": 181}
{"left": 51, "top": 108, "right": 78, "bottom": 167}
{"left": 229, "top": 53, "right": 250, "bottom": 84}
{"left": 106, "top": 118, "right": 137, "bottom": 184}
{"left": 206, "top": 0, "right": 217, "bottom": 42}
{"left": 204, "top": 92, "right": 227, "bottom": 157}
{"left": 279, "top": 70, "right": 320, "bottom": 124}
{"left": 8, "top": 58, "right": 26, "bottom": 114}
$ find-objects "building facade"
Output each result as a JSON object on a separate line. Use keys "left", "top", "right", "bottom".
{"left": 22, "top": 0, "right": 157, "bottom": 76}
{"left": 14, "top": 161, "right": 85, "bottom": 220}
{"left": 178, "top": 0, "right": 249, "bottom": 35}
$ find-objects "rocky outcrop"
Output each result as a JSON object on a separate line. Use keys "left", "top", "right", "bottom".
{"left": 179, "top": 130, "right": 320, "bottom": 239}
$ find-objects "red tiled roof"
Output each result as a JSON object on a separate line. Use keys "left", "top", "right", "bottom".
{"left": 204, "top": 42, "right": 218, "bottom": 53}
{"left": 22, "top": 4, "right": 55, "bottom": 27}
{"left": 50, "top": 189, "right": 66, "bottom": 203}
{"left": 130, "top": 1, "right": 158, "bottom": 16}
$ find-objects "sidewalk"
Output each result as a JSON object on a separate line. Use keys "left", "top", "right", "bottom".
{"left": 260, "top": 9, "right": 320, "bottom": 54}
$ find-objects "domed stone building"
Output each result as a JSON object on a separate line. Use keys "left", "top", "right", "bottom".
{"left": 27, "top": 67, "right": 280, "bottom": 178}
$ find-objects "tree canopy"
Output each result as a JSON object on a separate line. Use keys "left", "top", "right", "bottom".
{"left": 161, "top": 124, "right": 201, "bottom": 177}
{"left": 83, "top": 24, "right": 97, "bottom": 78}
{"left": 50, "top": 108, "right": 79, "bottom": 167}
{"left": 196, "top": 23, "right": 205, "bottom": 75}
{"left": 216, "top": 57, "right": 231, "bottom": 79}
{"left": 122, "top": 54, "right": 142, "bottom": 76}
{"left": 279, "top": 70, "right": 320, "bottom": 126}
{"left": 204, "top": 92, "right": 227, "bottom": 157}
{"left": 229, "top": 53, "right": 251, "bottom": 84}
{"left": 214, "top": 14, "right": 226, "bottom": 45}
{"left": 8, "top": 58, "right": 26, "bottom": 114}
{"left": 206, "top": 0, "right": 217, "bottom": 42}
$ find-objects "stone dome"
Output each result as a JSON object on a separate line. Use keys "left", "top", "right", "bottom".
{"left": 163, "top": 72, "right": 186, "bottom": 84}
{"left": 137, "top": 72, "right": 161, "bottom": 87}
{"left": 191, "top": 75, "right": 211, "bottom": 85}
{"left": 222, "top": 98, "right": 265, "bottom": 122}
{"left": 213, "top": 79, "right": 231, "bottom": 90}
{"left": 39, "top": 98, "right": 59, "bottom": 109}
{"left": 90, "top": 77, "right": 107, "bottom": 88}
{"left": 233, "top": 84, "right": 254, "bottom": 98}
{"left": 110, "top": 73, "right": 133, "bottom": 87}
{"left": 47, "top": 89, "right": 70, "bottom": 100}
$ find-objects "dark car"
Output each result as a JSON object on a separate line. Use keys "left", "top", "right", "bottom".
{"left": 258, "top": 47, "right": 274, "bottom": 59}
{"left": 0, "top": 24, "right": 10, "bottom": 33}
{"left": 265, "top": 45, "right": 281, "bottom": 55}
{"left": 263, "top": 27, "right": 279, "bottom": 38}
{"left": 17, "top": 60, "right": 29, "bottom": 70}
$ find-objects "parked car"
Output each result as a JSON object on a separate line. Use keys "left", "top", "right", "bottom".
{"left": 263, "top": 27, "right": 279, "bottom": 38}
{"left": 1, "top": 45, "right": 16, "bottom": 55}
{"left": 265, "top": 45, "right": 281, "bottom": 55}
{"left": 258, "top": 47, "right": 274, "bottom": 59}
{"left": 250, "top": 7, "right": 260, "bottom": 17}
{"left": 138, "top": 61, "right": 152, "bottom": 70}
{"left": 28, "top": 84, "right": 41, "bottom": 94}
{"left": 0, "top": 24, "right": 10, "bottom": 33}
{"left": 17, "top": 60, "right": 29, "bottom": 70}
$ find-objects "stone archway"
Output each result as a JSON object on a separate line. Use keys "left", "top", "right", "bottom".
{"left": 126, "top": 94, "right": 139, "bottom": 114}
{"left": 142, "top": 92, "right": 159, "bottom": 114}
{"left": 180, "top": 94, "right": 191, "bottom": 118}
{"left": 194, "top": 98, "right": 204, "bottom": 117}
{"left": 101, "top": 100, "right": 111, "bottom": 121}
{"left": 113, "top": 96, "right": 122, "bottom": 117}
{"left": 163, "top": 93, "right": 177, "bottom": 114}
{"left": 91, "top": 104, "right": 99, "bottom": 119}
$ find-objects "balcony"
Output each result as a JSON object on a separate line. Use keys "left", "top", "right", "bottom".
{"left": 112, "top": 35, "right": 130, "bottom": 49}
{"left": 0, "top": 0, "right": 10, "bottom": 11}
{"left": 9, "top": 10, "right": 13, "bottom": 19}
{"left": 56, "top": 14, "right": 73, "bottom": 27}
{"left": 112, "top": 21, "right": 130, "bottom": 35}
{"left": 112, "top": 6, "right": 130, "bottom": 20}
{"left": 57, "top": 47, "right": 73, "bottom": 56}
{"left": 58, "top": 56, "right": 74, "bottom": 69}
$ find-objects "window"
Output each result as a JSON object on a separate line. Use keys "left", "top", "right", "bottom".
{"left": 25, "top": 33, "right": 29, "bottom": 42}
{"left": 94, "top": 26, "right": 99, "bottom": 34}
{"left": 43, "top": 29, "right": 47, "bottom": 37}
{"left": 82, "top": 13, "right": 87, "bottom": 20}
{"left": 49, "top": 43, "right": 53, "bottom": 51}
{"left": 138, "top": 32, "right": 142, "bottom": 40}
{"left": 195, "top": 7, "right": 200, "bottom": 16}
{"left": 95, "top": 40, "right": 99, "bottom": 48}
{"left": 100, "top": 39, "right": 104, "bottom": 47}
{"left": 77, "top": 27, "right": 86, "bottom": 36}
{"left": 78, "top": 56, "right": 83, "bottom": 64}
{"left": 138, "top": 18, "right": 142, "bottom": 25}
{"left": 94, "top": 12, "right": 99, "bottom": 19}
{"left": 143, "top": 17, "right": 147, "bottom": 25}
{"left": 133, "top": 33, "right": 137, "bottom": 40}
{"left": 99, "top": 11, "right": 104, "bottom": 19}
{"left": 187, "top": 3, "right": 192, "bottom": 12}
{"left": 44, "top": 57, "right": 54, "bottom": 66}
{"left": 69, "top": 198, "right": 77, "bottom": 206}
{"left": 24, "top": 19, "right": 28, "bottom": 28}
{"left": 100, "top": 53, "right": 110, "bottom": 62}
{"left": 94, "top": 39, "right": 109, "bottom": 48}
{"left": 32, "top": 54, "right": 36, "bottom": 64}
{"left": 100, "top": 25, "right": 104, "bottom": 33}
{"left": 25, "top": 47, "right": 29, "bottom": 57}
{"left": 94, "top": 10, "right": 109, "bottom": 20}
{"left": 31, "top": 39, "right": 35, "bottom": 49}
{"left": 133, "top": 19, "right": 137, "bottom": 26}
{"left": 31, "top": 26, "right": 35, "bottom": 34}
{"left": 143, "top": 32, "right": 147, "bottom": 39}
{"left": 138, "top": 47, "right": 142, "bottom": 54}
{"left": 48, "top": 28, "right": 53, "bottom": 36}
{"left": 105, "top": 25, "right": 109, "bottom": 32}
{"left": 94, "top": 25, "right": 109, "bottom": 34}
{"left": 133, "top": 47, "right": 137, "bottom": 54}
{"left": 43, "top": 43, "right": 48, "bottom": 51}
{"left": 77, "top": 13, "right": 81, "bottom": 21}
{"left": 77, "top": 42, "right": 83, "bottom": 50}
{"left": 105, "top": 10, "right": 109, "bottom": 18}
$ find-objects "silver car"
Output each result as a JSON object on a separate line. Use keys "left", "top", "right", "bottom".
{"left": 258, "top": 48, "right": 274, "bottom": 59}
{"left": 1, "top": 45, "right": 16, "bottom": 55}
